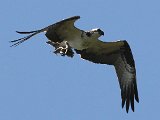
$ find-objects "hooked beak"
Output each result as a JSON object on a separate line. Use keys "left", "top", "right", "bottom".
{"left": 100, "top": 31, "right": 104, "bottom": 36}
{"left": 97, "top": 29, "right": 104, "bottom": 36}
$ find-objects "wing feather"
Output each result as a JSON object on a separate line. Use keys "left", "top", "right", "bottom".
{"left": 45, "top": 16, "right": 81, "bottom": 42}
{"left": 10, "top": 16, "right": 81, "bottom": 47}
{"left": 75, "top": 40, "right": 139, "bottom": 113}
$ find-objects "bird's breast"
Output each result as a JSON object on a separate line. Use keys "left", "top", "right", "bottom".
{"left": 67, "top": 37, "right": 87, "bottom": 50}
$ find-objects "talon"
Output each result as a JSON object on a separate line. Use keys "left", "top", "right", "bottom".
{"left": 47, "top": 40, "right": 74, "bottom": 57}
{"left": 54, "top": 48, "right": 61, "bottom": 54}
{"left": 53, "top": 47, "right": 68, "bottom": 56}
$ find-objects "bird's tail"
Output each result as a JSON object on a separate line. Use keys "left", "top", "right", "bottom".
{"left": 10, "top": 28, "right": 47, "bottom": 47}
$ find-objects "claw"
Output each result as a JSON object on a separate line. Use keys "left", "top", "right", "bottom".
{"left": 47, "top": 40, "right": 74, "bottom": 57}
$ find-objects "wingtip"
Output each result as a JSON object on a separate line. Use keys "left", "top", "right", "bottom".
{"left": 122, "top": 100, "right": 125, "bottom": 108}
{"left": 16, "top": 31, "right": 24, "bottom": 34}
{"left": 73, "top": 15, "right": 80, "bottom": 19}
{"left": 16, "top": 30, "right": 38, "bottom": 34}
{"left": 136, "top": 97, "right": 139, "bottom": 103}
{"left": 126, "top": 109, "right": 129, "bottom": 113}
{"left": 135, "top": 89, "right": 139, "bottom": 103}
{"left": 66, "top": 16, "right": 80, "bottom": 21}
{"left": 70, "top": 16, "right": 80, "bottom": 20}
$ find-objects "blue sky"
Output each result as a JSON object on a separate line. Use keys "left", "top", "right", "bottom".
{"left": 0, "top": 0, "right": 160, "bottom": 119}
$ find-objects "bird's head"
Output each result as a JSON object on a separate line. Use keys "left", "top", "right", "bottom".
{"left": 86, "top": 28, "right": 104, "bottom": 39}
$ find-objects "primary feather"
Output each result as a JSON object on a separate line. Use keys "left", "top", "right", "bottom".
{"left": 11, "top": 16, "right": 139, "bottom": 113}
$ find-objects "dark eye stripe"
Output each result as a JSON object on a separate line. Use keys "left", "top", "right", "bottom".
{"left": 97, "top": 29, "right": 101, "bottom": 32}
{"left": 86, "top": 32, "right": 92, "bottom": 37}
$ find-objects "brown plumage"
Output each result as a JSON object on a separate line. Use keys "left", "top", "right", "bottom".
{"left": 11, "top": 16, "right": 139, "bottom": 113}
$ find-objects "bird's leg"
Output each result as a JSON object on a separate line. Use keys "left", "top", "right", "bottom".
{"left": 53, "top": 41, "right": 68, "bottom": 56}
{"left": 46, "top": 40, "right": 74, "bottom": 57}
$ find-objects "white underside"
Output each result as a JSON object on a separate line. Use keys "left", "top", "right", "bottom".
{"left": 67, "top": 37, "right": 86, "bottom": 50}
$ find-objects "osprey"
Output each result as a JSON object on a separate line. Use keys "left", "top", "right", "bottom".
{"left": 11, "top": 16, "right": 139, "bottom": 113}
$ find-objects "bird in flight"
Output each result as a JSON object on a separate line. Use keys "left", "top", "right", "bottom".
{"left": 11, "top": 16, "right": 139, "bottom": 113}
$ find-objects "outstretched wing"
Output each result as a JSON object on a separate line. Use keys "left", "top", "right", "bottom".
{"left": 75, "top": 40, "right": 139, "bottom": 113}
{"left": 45, "top": 16, "right": 81, "bottom": 43}
{"left": 10, "top": 16, "right": 81, "bottom": 47}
